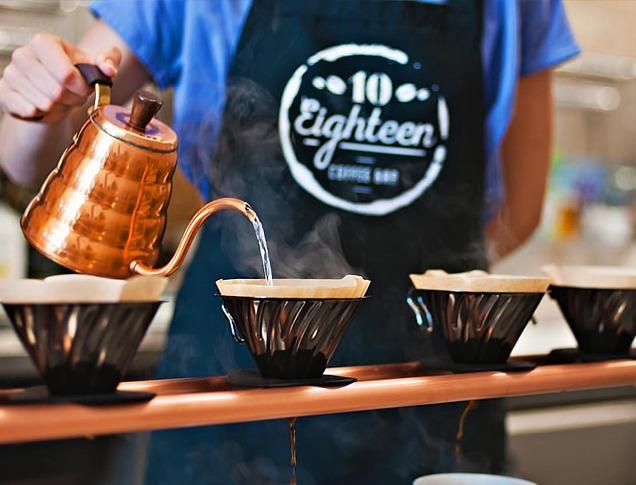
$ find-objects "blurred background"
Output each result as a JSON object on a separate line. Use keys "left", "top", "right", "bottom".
{"left": 0, "top": 1, "right": 635, "bottom": 485}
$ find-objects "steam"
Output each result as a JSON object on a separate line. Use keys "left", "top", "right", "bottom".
{"left": 210, "top": 209, "right": 359, "bottom": 280}
{"left": 485, "top": 208, "right": 515, "bottom": 264}
{"left": 250, "top": 212, "right": 358, "bottom": 279}
{"left": 271, "top": 213, "right": 357, "bottom": 278}
{"left": 204, "top": 76, "right": 281, "bottom": 196}
{"left": 200, "top": 75, "right": 360, "bottom": 280}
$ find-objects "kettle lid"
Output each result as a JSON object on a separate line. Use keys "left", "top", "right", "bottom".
{"left": 92, "top": 90, "right": 178, "bottom": 153}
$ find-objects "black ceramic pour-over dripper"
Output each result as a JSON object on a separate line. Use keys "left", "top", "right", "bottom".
{"left": 221, "top": 296, "right": 363, "bottom": 379}
{"left": 2, "top": 301, "right": 161, "bottom": 395}
{"left": 409, "top": 290, "right": 543, "bottom": 364}
{"left": 549, "top": 286, "right": 636, "bottom": 354}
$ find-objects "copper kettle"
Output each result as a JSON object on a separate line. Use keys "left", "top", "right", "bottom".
{"left": 21, "top": 64, "right": 253, "bottom": 279}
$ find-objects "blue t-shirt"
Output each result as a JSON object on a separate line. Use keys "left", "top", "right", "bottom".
{"left": 91, "top": 0, "right": 579, "bottom": 215}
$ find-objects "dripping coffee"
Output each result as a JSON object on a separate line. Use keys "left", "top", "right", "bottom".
{"left": 455, "top": 400, "right": 478, "bottom": 465}
{"left": 288, "top": 417, "right": 298, "bottom": 485}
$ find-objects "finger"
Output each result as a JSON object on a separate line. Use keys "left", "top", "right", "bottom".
{"left": 95, "top": 46, "right": 121, "bottom": 78}
{"left": 29, "top": 34, "right": 90, "bottom": 96}
{"left": 25, "top": 61, "right": 87, "bottom": 107}
{"left": 0, "top": 79, "right": 38, "bottom": 118}
{"left": 12, "top": 44, "right": 90, "bottom": 106}
{"left": 2, "top": 63, "right": 53, "bottom": 112}
{"left": 11, "top": 46, "right": 86, "bottom": 107}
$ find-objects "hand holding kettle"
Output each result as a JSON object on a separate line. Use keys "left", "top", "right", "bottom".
{"left": 0, "top": 32, "right": 120, "bottom": 123}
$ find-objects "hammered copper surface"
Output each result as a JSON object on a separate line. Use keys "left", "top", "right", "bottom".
{"left": 550, "top": 286, "right": 636, "bottom": 354}
{"left": 21, "top": 116, "right": 177, "bottom": 278}
{"left": 410, "top": 290, "right": 544, "bottom": 364}
{"left": 221, "top": 297, "right": 363, "bottom": 378}
{"left": 20, "top": 65, "right": 253, "bottom": 279}
{"left": 2, "top": 301, "right": 160, "bottom": 395}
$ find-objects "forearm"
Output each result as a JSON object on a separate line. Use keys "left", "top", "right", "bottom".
{"left": 486, "top": 69, "right": 553, "bottom": 262}
{"left": 0, "top": 113, "right": 79, "bottom": 187}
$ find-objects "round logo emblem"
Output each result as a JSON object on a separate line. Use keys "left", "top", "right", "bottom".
{"left": 279, "top": 43, "right": 449, "bottom": 216}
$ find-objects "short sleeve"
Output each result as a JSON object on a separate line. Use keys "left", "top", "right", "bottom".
{"left": 519, "top": 0, "right": 580, "bottom": 76}
{"left": 90, "top": 0, "right": 185, "bottom": 88}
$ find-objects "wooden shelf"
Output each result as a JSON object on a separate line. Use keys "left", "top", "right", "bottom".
{"left": 0, "top": 357, "right": 635, "bottom": 444}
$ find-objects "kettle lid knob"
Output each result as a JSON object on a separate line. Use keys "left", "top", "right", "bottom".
{"left": 127, "top": 90, "right": 163, "bottom": 133}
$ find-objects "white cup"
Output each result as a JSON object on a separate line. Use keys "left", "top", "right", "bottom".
{"left": 413, "top": 473, "right": 537, "bottom": 485}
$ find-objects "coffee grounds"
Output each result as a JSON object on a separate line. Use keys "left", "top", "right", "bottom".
{"left": 255, "top": 349, "right": 328, "bottom": 379}
{"left": 573, "top": 330, "right": 633, "bottom": 355}
{"left": 447, "top": 337, "right": 513, "bottom": 364}
{"left": 43, "top": 362, "right": 122, "bottom": 395}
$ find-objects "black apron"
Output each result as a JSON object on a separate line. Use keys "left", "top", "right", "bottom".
{"left": 147, "top": 1, "right": 505, "bottom": 483}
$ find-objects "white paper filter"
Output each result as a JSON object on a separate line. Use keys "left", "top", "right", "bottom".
{"left": 542, "top": 264, "right": 636, "bottom": 289}
{"left": 0, "top": 274, "right": 168, "bottom": 304}
{"left": 409, "top": 270, "right": 550, "bottom": 294}
{"left": 216, "top": 275, "right": 370, "bottom": 298}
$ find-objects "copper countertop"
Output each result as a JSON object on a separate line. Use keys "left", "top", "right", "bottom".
{"left": 0, "top": 357, "right": 635, "bottom": 444}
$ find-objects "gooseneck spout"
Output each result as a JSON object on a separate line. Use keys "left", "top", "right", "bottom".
{"left": 131, "top": 197, "right": 254, "bottom": 277}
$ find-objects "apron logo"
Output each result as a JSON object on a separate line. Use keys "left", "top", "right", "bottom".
{"left": 280, "top": 44, "right": 449, "bottom": 216}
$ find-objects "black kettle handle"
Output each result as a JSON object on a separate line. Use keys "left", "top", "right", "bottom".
{"left": 75, "top": 63, "right": 113, "bottom": 87}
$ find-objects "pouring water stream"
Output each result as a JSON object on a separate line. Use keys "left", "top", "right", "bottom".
{"left": 250, "top": 210, "right": 298, "bottom": 482}
{"left": 246, "top": 207, "right": 273, "bottom": 285}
